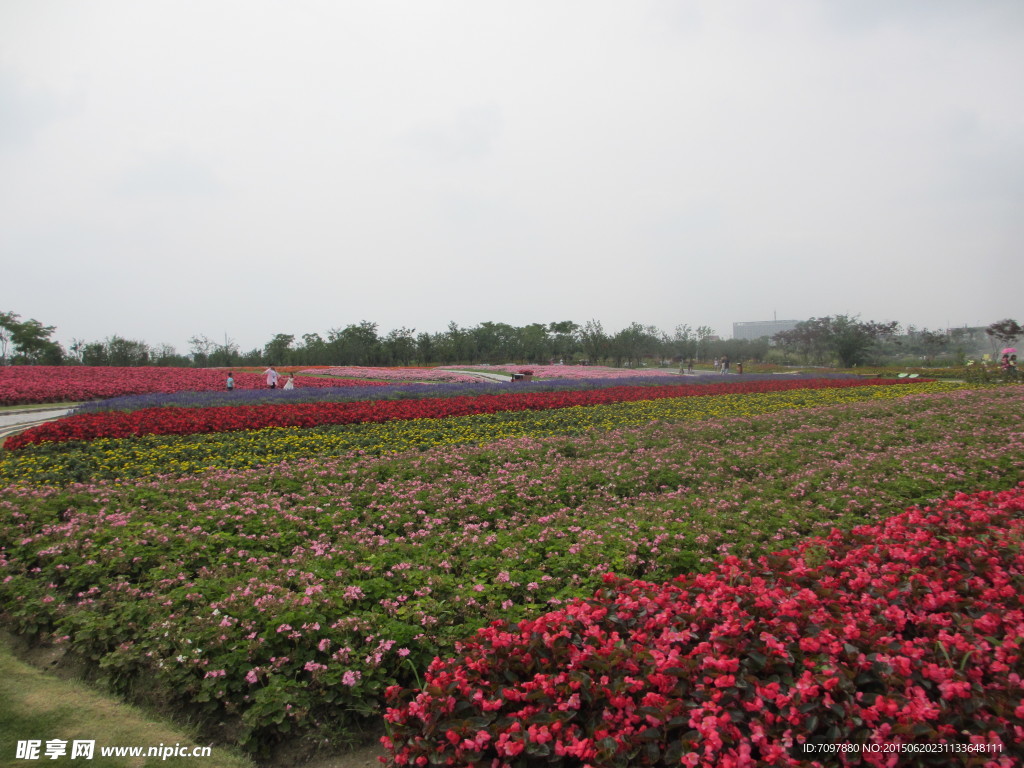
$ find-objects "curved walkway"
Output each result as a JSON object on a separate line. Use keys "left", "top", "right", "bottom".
{"left": 0, "top": 407, "right": 75, "bottom": 444}
{"left": 453, "top": 370, "right": 514, "bottom": 382}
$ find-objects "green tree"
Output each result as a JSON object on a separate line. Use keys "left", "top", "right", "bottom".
{"left": 383, "top": 327, "right": 417, "bottom": 366}
{"left": 986, "top": 318, "right": 1022, "bottom": 355}
{"left": 713, "top": 337, "right": 770, "bottom": 365}
{"left": 579, "top": 319, "right": 609, "bottom": 365}
{"left": 773, "top": 318, "right": 830, "bottom": 364}
{"left": 776, "top": 315, "right": 897, "bottom": 368}
{"left": 694, "top": 326, "right": 714, "bottom": 363}
{"left": 297, "top": 333, "right": 327, "bottom": 366}
{"left": 80, "top": 342, "right": 108, "bottom": 366}
{"left": 152, "top": 343, "right": 189, "bottom": 367}
{"left": 547, "top": 321, "right": 580, "bottom": 362}
{"left": 914, "top": 328, "right": 950, "bottom": 365}
{"left": 518, "top": 323, "right": 548, "bottom": 363}
{"left": 416, "top": 331, "right": 437, "bottom": 365}
{"left": 435, "top": 322, "right": 474, "bottom": 364}
{"left": 469, "top": 322, "right": 499, "bottom": 363}
{"left": 828, "top": 316, "right": 898, "bottom": 367}
{"left": 671, "top": 324, "right": 695, "bottom": 363}
{"left": 209, "top": 337, "right": 240, "bottom": 367}
{"left": 610, "top": 323, "right": 660, "bottom": 367}
{"left": 105, "top": 336, "right": 151, "bottom": 366}
{"left": 327, "top": 321, "right": 381, "bottom": 366}
{"left": 7, "top": 317, "right": 63, "bottom": 364}
{"left": 189, "top": 335, "right": 215, "bottom": 367}
{"left": 263, "top": 334, "right": 295, "bottom": 366}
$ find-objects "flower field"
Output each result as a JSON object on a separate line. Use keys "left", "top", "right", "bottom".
{"left": 0, "top": 381, "right": 961, "bottom": 485}
{"left": 0, "top": 368, "right": 1022, "bottom": 761}
{"left": 0, "top": 366, "right": 377, "bottom": 406}
{"left": 5, "top": 376, "right": 921, "bottom": 450}
{"left": 67, "top": 372, "right": 872, "bottom": 415}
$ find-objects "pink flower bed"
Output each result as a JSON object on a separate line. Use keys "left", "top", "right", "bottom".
{"left": 300, "top": 367, "right": 483, "bottom": 383}
{"left": 0, "top": 366, "right": 360, "bottom": 406}
{"left": 383, "top": 485, "right": 1024, "bottom": 766}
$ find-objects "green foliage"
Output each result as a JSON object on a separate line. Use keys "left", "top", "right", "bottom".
{"left": 773, "top": 315, "right": 899, "bottom": 368}
{"left": 985, "top": 318, "right": 1022, "bottom": 346}
{"left": 0, "top": 311, "right": 64, "bottom": 365}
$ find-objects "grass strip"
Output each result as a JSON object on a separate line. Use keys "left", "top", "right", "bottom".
{"left": 0, "top": 640, "right": 254, "bottom": 768}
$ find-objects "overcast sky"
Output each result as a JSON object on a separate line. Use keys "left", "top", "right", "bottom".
{"left": 2, "top": 0, "right": 1022, "bottom": 354}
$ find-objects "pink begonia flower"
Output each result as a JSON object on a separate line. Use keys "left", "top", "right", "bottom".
{"left": 460, "top": 730, "right": 490, "bottom": 751}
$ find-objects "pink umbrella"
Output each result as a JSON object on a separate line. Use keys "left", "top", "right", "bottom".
{"left": 1002, "top": 347, "right": 1017, "bottom": 356}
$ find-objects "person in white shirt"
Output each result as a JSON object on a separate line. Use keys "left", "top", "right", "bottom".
{"left": 283, "top": 374, "right": 295, "bottom": 390}
{"left": 263, "top": 366, "right": 279, "bottom": 389}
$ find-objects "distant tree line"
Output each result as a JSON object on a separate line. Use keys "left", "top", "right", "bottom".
{"left": 772, "top": 317, "right": 1020, "bottom": 368}
{"left": 0, "top": 310, "right": 1019, "bottom": 369}
{"left": 187, "top": 321, "right": 731, "bottom": 369}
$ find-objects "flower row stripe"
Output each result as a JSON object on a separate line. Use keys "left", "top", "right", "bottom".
{"left": 0, "top": 382, "right": 965, "bottom": 485}
{"left": 5, "top": 377, "right": 919, "bottom": 450}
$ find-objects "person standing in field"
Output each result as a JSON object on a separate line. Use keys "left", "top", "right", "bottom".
{"left": 263, "top": 366, "right": 279, "bottom": 389}
{"left": 226, "top": 372, "right": 235, "bottom": 391}
{"left": 721, "top": 355, "right": 730, "bottom": 374}
{"left": 283, "top": 374, "right": 295, "bottom": 390}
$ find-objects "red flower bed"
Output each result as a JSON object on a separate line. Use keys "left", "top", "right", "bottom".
{"left": 382, "top": 486, "right": 1024, "bottom": 767}
{"left": 7, "top": 378, "right": 904, "bottom": 449}
{"left": 0, "top": 366, "right": 372, "bottom": 406}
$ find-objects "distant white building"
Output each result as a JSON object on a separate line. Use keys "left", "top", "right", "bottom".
{"left": 733, "top": 319, "right": 800, "bottom": 341}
